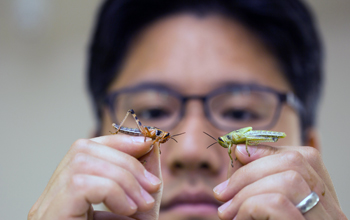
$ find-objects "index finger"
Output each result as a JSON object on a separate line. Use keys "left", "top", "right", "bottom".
{"left": 219, "top": 144, "right": 339, "bottom": 207}
{"left": 217, "top": 145, "right": 322, "bottom": 200}
{"left": 233, "top": 144, "right": 337, "bottom": 199}
{"left": 91, "top": 134, "right": 153, "bottom": 158}
{"left": 234, "top": 144, "right": 322, "bottom": 173}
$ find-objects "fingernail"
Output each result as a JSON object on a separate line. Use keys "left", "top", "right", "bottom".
{"left": 141, "top": 188, "right": 155, "bottom": 204}
{"left": 213, "top": 179, "right": 229, "bottom": 195}
{"left": 131, "top": 136, "right": 152, "bottom": 142}
{"left": 131, "top": 136, "right": 146, "bottom": 142}
{"left": 218, "top": 199, "right": 232, "bottom": 213}
{"left": 237, "top": 144, "right": 257, "bottom": 156}
{"left": 126, "top": 195, "right": 137, "bottom": 210}
{"left": 144, "top": 170, "right": 161, "bottom": 185}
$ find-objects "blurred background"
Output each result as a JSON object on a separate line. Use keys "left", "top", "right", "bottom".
{"left": 0, "top": 0, "right": 349, "bottom": 219}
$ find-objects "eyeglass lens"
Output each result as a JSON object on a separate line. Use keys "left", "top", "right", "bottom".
{"left": 208, "top": 90, "right": 278, "bottom": 130}
{"left": 114, "top": 90, "right": 182, "bottom": 129}
{"left": 112, "top": 88, "right": 280, "bottom": 131}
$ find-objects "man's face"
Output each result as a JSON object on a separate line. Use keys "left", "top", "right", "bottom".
{"left": 101, "top": 14, "right": 301, "bottom": 220}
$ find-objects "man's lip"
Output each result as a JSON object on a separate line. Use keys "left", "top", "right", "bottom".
{"left": 161, "top": 203, "right": 219, "bottom": 216}
{"left": 160, "top": 191, "right": 222, "bottom": 212}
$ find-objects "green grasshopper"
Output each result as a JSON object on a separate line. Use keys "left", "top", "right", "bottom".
{"left": 204, "top": 127, "right": 286, "bottom": 167}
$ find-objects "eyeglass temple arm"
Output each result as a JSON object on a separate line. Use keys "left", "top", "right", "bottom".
{"left": 286, "top": 92, "right": 305, "bottom": 115}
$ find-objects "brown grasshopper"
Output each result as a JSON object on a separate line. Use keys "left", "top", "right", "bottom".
{"left": 111, "top": 109, "right": 185, "bottom": 153}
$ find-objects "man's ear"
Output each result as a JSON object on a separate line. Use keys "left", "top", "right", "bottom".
{"left": 90, "top": 107, "right": 110, "bottom": 138}
{"left": 305, "top": 128, "right": 321, "bottom": 152}
{"left": 90, "top": 129, "right": 101, "bottom": 138}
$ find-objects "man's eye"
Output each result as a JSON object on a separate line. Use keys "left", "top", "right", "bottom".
{"left": 221, "top": 109, "right": 259, "bottom": 121}
{"left": 138, "top": 108, "right": 170, "bottom": 120}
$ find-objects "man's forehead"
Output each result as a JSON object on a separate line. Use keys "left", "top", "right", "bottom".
{"left": 112, "top": 14, "right": 291, "bottom": 94}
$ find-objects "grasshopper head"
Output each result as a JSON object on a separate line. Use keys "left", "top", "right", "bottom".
{"left": 159, "top": 131, "right": 171, "bottom": 143}
{"left": 217, "top": 136, "right": 230, "bottom": 149}
{"left": 159, "top": 131, "right": 186, "bottom": 144}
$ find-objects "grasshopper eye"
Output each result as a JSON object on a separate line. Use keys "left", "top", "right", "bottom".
{"left": 218, "top": 137, "right": 223, "bottom": 142}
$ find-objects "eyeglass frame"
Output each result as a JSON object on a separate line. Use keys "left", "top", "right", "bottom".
{"left": 105, "top": 82, "right": 304, "bottom": 131}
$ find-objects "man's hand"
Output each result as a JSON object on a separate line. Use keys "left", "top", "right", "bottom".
{"left": 28, "top": 134, "right": 163, "bottom": 220}
{"left": 213, "top": 144, "right": 347, "bottom": 220}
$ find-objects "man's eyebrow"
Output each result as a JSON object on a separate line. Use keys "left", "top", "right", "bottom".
{"left": 124, "top": 81, "right": 181, "bottom": 92}
{"left": 114, "top": 75, "right": 260, "bottom": 94}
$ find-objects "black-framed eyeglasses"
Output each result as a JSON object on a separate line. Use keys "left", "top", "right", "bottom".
{"left": 105, "top": 83, "right": 304, "bottom": 131}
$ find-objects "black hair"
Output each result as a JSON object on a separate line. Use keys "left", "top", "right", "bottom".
{"left": 88, "top": 0, "right": 323, "bottom": 142}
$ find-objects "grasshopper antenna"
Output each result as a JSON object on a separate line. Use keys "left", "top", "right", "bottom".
{"left": 172, "top": 132, "right": 186, "bottom": 137}
{"left": 206, "top": 142, "right": 217, "bottom": 149}
{"left": 203, "top": 131, "right": 217, "bottom": 141}
{"left": 170, "top": 132, "right": 186, "bottom": 143}
{"left": 203, "top": 131, "right": 218, "bottom": 148}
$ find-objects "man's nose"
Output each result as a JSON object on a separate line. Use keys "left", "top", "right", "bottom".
{"left": 164, "top": 102, "right": 224, "bottom": 175}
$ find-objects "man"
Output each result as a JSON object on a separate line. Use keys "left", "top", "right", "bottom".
{"left": 29, "top": 0, "right": 347, "bottom": 219}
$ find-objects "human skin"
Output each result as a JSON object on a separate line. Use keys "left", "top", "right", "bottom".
{"left": 28, "top": 14, "right": 347, "bottom": 220}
